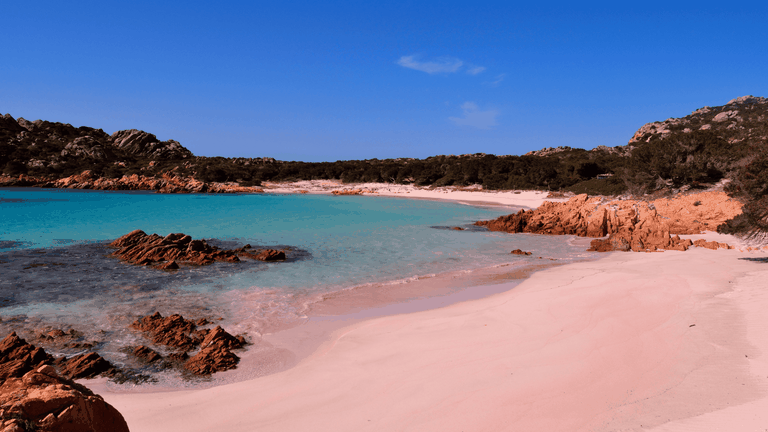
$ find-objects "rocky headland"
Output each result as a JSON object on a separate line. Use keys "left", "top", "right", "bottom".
{"left": 0, "top": 332, "right": 129, "bottom": 432}
{"left": 110, "top": 230, "right": 287, "bottom": 268}
{"left": 476, "top": 191, "right": 744, "bottom": 252}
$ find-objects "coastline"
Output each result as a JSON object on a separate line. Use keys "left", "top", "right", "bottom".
{"left": 97, "top": 242, "right": 768, "bottom": 431}
{"left": 261, "top": 180, "right": 559, "bottom": 208}
{"left": 8, "top": 184, "right": 768, "bottom": 430}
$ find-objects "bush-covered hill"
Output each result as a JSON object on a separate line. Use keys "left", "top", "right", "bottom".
{"left": 2, "top": 95, "right": 767, "bottom": 235}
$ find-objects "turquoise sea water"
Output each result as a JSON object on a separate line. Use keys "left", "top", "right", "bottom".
{"left": 0, "top": 188, "right": 593, "bottom": 386}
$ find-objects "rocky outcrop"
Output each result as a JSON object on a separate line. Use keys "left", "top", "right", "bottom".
{"left": 692, "top": 239, "right": 733, "bottom": 250}
{"left": 184, "top": 326, "right": 246, "bottom": 375}
{"left": 110, "top": 129, "right": 192, "bottom": 160}
{"left": 110, "top": 230, "right": 241, "bottom": 267}
{"left": 628, "top": 95, "right": 768, "bottom": 145}
{"left": 110, "top": 230, "right": 288, "bottom": 269}
{"left": 0, "top": 333, "right": 129, "bottom": 432}
{"left": 476, "top": 192, "right": 742, "bottom": 253}
{"left": 130, "top": 313, "right": 245, "bottom": 375}
{"left": 511, "top": 249, "right": 532, "bottom": 255}
{"left": 130, "top": 312, "right": 203, "bottom": 349}
{"left": 0, "top": 332, "right": 54, "bottom": 380}
{"left": 1, "top": 332, "right": 116, "bottom": 381}
{"left": 55, "top": 353, "right": 116, "bottom": 380}
{"left": 240, "top": 249, "right": 286, "bottom": 262}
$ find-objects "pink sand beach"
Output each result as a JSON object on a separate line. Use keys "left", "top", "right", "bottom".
{"left": 93, "top": 191, "right": 768, "bottom": 431}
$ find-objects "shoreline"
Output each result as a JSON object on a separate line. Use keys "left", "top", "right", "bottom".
{"left": 90, "top": 247, "right": 583, "bottom": 393}
{"left": 7, "top": 184, "right": 768, "bottom": 429}
{"left": 97, "top": 243, "right": 768, "bottom": 431}
{"left": 261, "top": 180, "right": 559, "bottom": 208}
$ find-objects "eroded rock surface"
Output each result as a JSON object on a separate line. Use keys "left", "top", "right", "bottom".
{"left": 130, "top": 313, "right": 246, "bottom": 375}
{"left": 110, "top": 230, "right": 290, "bottom": 269}
{"left": 240, "top": 249, "right": 286, "bottom": 261}
{"left": 476, "top": 192, "right": 742, "bottom": 252}
{"left": 110, "top": 230, "right": 240, "bottom": 267}
{"left": 0, "top": 334, "right": 129, "bottom": 432}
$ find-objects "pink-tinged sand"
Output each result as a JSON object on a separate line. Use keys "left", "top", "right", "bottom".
{"left": 99, "top": 247, "right": 768, "bottom": 431}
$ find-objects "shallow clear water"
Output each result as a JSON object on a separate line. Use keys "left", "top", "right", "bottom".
{"left": 0, "top": 187, "right": 594, "bottom": 386}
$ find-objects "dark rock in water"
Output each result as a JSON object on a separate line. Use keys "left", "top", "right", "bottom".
{"left": 131, "top": 312, "right": 199, "bottom": 349}
{"left": 110, "top": 230, "right": 243, "bottom": 268}
{"left": 130, "top": 313, "right": 246, "bottom": 376}
{"left": 451, "top": 227, "right": 465, "bottom": 231}
{"left": 241, "top": 249, "right": 286, "bottom": 262}
{"left": 511, "top": 249, "right": 532, "bottom": 256}
{"left": 184, "top": 342, "right": 240, "bottom": 375}
{"left": 168, "top": 351, "right": 189, "bottom": 362}
{"left": 184, "top": 326, "right": 245, "bottom": 375}
{"left": 158, "top": 260, "right": 179, "bottom": 270}
{"left": 36, "top": 328, "right": 95, "bottom": 351}
{"left": 0, "top": 332, "right": 54, "bottom": 380}
{"left": 134, "top": 345, "right": 163, "bottom": 363}
{"left": 55, "top": 352, "right": 116, "bottom": 380}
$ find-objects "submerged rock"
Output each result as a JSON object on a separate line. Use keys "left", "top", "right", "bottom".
{"left": 55, "top": 352, "right": 116, "bottom": 380}
{"left": 133, "top": 345, "right": 162, "bottom": 363}
{"left": 240, "top": 249, "right": 286, "bottom": 262}
{"left": 511, "top": 249, "right": 532, "bottom": 256}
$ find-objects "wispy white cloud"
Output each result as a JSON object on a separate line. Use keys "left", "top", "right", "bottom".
{"left": 397, "top": 55, "right": 464, "bottom": 74}
{"left": 449, "top": 102, "right": 498, "bottom": 130}
{"left": 466, "top": 65, "right": 486, "bottom": 75}
{"left": 485, "top": 73, "right": 505, "bottom": 86}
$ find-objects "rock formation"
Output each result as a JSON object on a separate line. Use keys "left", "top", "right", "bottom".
{"left": 239, "top": 249, "right": 286, "bottom": 261}
{"left": 110, "top": 230, "right": 239, "bottom": 267}
{"left": 0, "top": 333, "right": 129, "bottom": 432}
{"left": 476, "top": 192, "right": 742, "bottom": 252}
{"left": 511, "top": 249, "right": 532, "bottom": 255}
{"left": 110, "top": 230, "right": 289, "bottom": 268}
{"left": 331, "top": 189, "right": 363, "bottom": 195}
{"left": 130, "top": 312, "right": 246, "bottom": 375}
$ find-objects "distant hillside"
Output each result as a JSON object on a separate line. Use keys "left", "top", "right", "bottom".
{"left": 2, "top": 96, "right": 767, "bottom": 236}
{"left": 0, "top": 115, "right": 193, "bottom": 178}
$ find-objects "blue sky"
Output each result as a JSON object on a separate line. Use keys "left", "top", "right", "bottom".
{"left": 3, "top": 1, "right": 767, "bottom": 161}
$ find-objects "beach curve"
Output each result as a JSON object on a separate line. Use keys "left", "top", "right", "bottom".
{"left": 97, "top": 245, "right": 768, "bottom": 431}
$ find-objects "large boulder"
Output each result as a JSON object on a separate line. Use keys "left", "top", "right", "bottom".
{"left": 0, "top": 333, "right": 129, "bottom": 432}
{"left": 0, "top": 366, "right": 129, "bottom": 432}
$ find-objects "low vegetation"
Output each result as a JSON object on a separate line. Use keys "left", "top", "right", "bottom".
{"left": 2, "top": 95, "right": 767, "bottom": 237}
